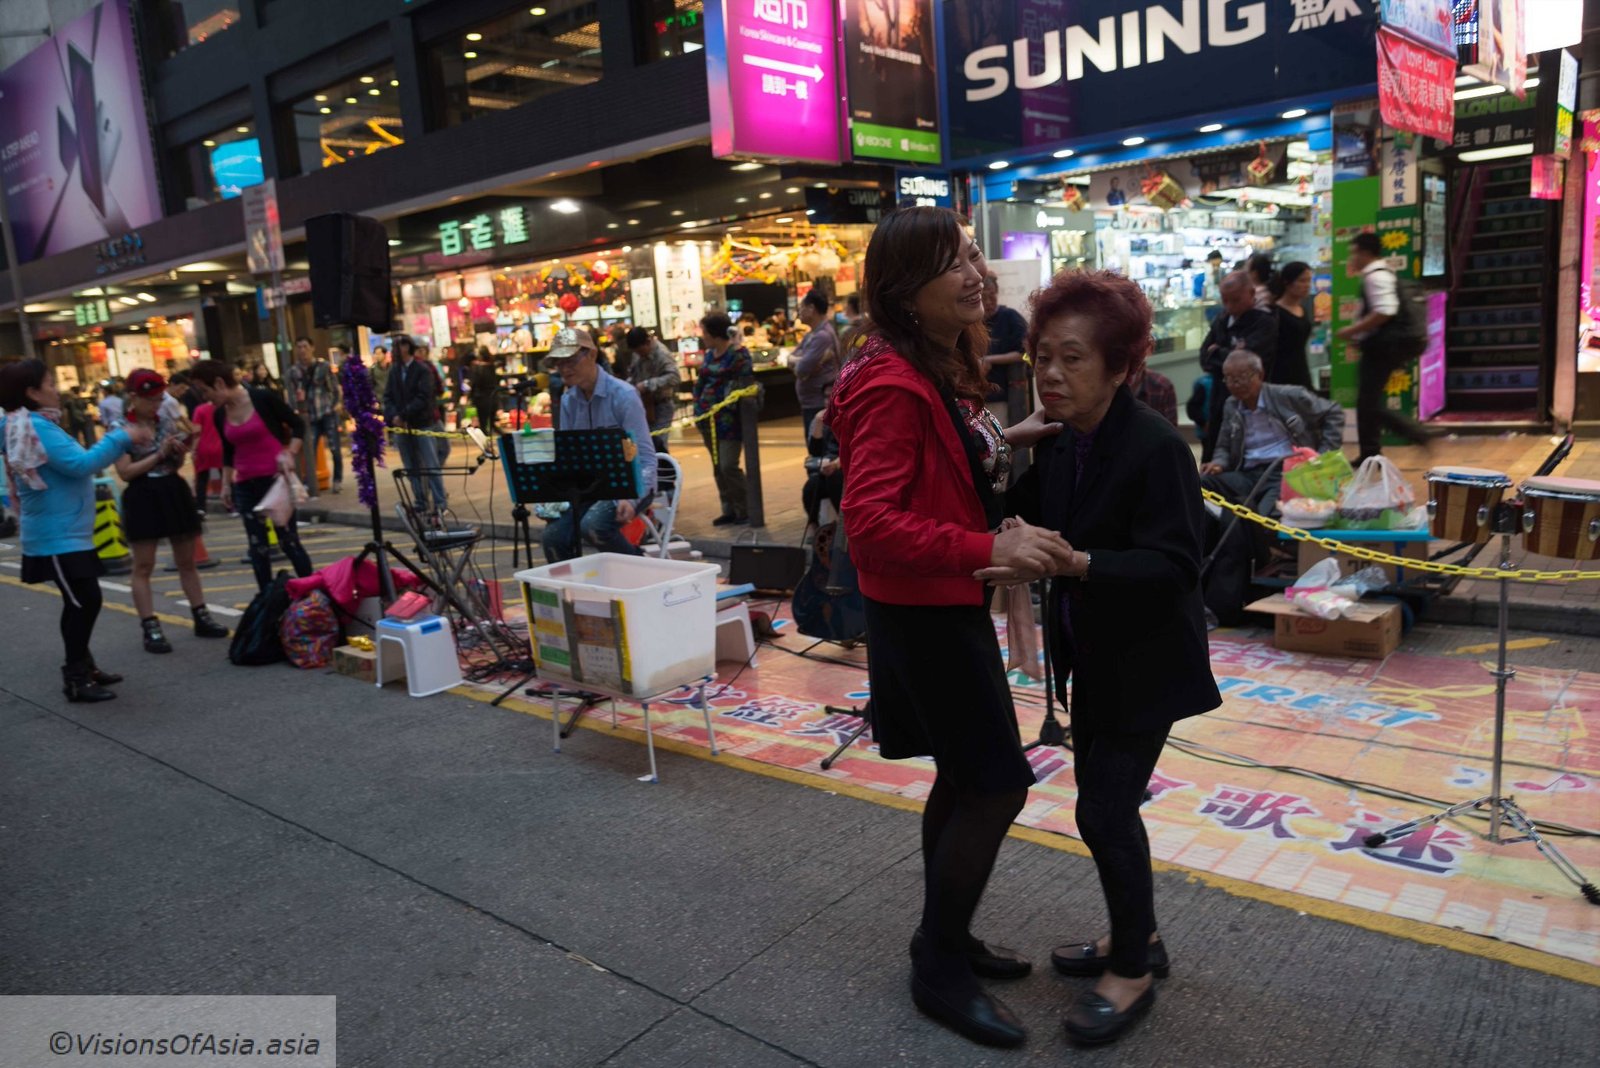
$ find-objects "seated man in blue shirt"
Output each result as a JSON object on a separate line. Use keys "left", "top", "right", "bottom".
{"left": 1200, "top": 348, "right": 1345, "bottom": 527}
{"left": 540, "top": 327, "right": 658, "bottom": 563}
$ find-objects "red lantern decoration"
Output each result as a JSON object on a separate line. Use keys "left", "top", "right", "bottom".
{"left": 559, "top": 292, "right": 581, "bottom": 315}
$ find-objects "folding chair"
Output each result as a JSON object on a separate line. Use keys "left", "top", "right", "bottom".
{"left": 391, "top": 467, "right": 510, "bottom": 651}
{"left": 637, "top": 453, "right": 691, "bottom": 559}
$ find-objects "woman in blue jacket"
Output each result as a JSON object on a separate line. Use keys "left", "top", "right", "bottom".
{"left": 1, "top": 360, "right": 149, "bottom": 701}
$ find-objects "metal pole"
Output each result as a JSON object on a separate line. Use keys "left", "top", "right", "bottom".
{"left": 1489, "top": 530, "right": 1512, "bottom": 842}
{"left": 0, "top": 183, "right": 38, "bottom": 360}
{"left": 740, "top": 392, "right": 764, "bottom": 527}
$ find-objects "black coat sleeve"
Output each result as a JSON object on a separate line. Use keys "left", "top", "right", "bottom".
{"left": 1085, "top": 432, "right": 1206, "bottom": 597}
{"left": 1005, "top": 454, "right": 1045, "bottom": 527}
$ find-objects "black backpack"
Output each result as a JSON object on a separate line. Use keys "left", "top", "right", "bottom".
{"left": 229, "top": 572, "right": 293, "bottom": 665}
{"left": 1373, "top": 268, "right": 1429, "bottom": 359}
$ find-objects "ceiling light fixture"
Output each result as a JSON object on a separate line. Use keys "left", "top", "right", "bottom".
{"left": 119, "top": 297, "right": 141, "bottom": 306}
{"left": 1198, "top": 123, "right": 1224, "bottom": 133}
{"left": 1458, "top": 143, "right": 1535, "bottom": 163}
{"left": 360, "top": 75, "right": 375, "bottom": 83}
{"left": 549, "top": 199, "right": 580, "bottom": 213}
{"left": 368, "top": 88, "right": 380, "bottom": 96}
{"left": 463, "top": 50, "right": 478, "bottom": 59}
{"left": 202, "top": 139, "right": 216, "bottom": 147}
{"left": 465, "top": 33, "right": 483, "bottom": 42}
{"left": 345, "top": 96, "right": 357, "bottom": 104}
{"left": 606, "top": 222, "right": 619, "bottom": 229}
{"left": 734, "top": 196, "right": 748, "bottom": 203}
{"left": 988, "top": 160, "right": 1010, "bottom": 170}
{"left": 530, "top": 6, "right": 547, "bottom": 14}
{"left": 1121, "top": 136, "right": 1145, "bottom": 146}
{"left": 670, "top": 209, "right": 685, "bottom": 216}
{"left": 775, "top": 217, "right": 794, "bottom": 224}
{"left": 390, "top": 79, "right": 399, "bottom": 87}
{"left": 785, "top": 186, "right": 800, "bottom": 193}
{"left": 627, "top": 218, "right": 641, "bottom": 225}
{"left": 730, "top": 162, "right": 763, "bottom": 171}
{"left": 1454, "top": 84, "right": 1506, "bottom": 100}
{"left": 758, "top": 192, "right": 772, "bottom": 199}
{"left": 1280, "top": 108, "right": 1308, "bottom": 119}
{"left": 1052, "top": 148, "right": 1074, "bottom": 159}
{"left": 314, "top": 94, "right": 328, "bottom": 102}
{"left": 236, "top": 126, "right": 250, "bottom": 133}
{"left": 137, "top": 293, "right": 157, "bottom": 302}
{"left": 319, "top": 107, "right": 331, "bottom": 114}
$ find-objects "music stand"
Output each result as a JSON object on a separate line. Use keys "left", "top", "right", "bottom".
{"left": 1365, "top": 501, "right": 1599, "bottom": 905}
{"left": 491, "top": 427, "right": 642, "bottom": 707}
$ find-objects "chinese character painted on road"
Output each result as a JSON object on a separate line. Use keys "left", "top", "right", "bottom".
{"left": 499, "top": 206, "right": 529, "bottom": 244}
{"left": 788, "top": 710, "right": 867, "bottom": 746}
{"left": 1329, "top": 811, "right": 1471, "bottom": 875}
{"left": 438, "top": 219, "right": 463, "bottom": 256}
{"left": 1199, "top": 787, "right": 1319, "bottom": 839}
{"left": 1145, "top": 771, "right": 1193, "bottom": 802}
{"left": 1026, "top": 746, "right": 1069, "bottom": 785}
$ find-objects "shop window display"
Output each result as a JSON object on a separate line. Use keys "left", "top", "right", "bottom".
{"left": 427, "top": 1, "right": 603, "bottom": 128}
{"left": 169, "top": 123, "right": 262, "bottom": 209}
{"left": 284, "top": 66, "right": 403, "bottom": 175}
{"left": 634, "top": 0, "right": 705, "bottom": 62}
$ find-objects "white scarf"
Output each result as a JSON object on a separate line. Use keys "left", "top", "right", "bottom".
{"left": 3, "top": 406, "right": 60, "bottom": 491}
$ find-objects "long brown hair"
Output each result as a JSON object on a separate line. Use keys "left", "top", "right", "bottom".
{"left": 862, "top": 207, "right": 988, "bottom": 401}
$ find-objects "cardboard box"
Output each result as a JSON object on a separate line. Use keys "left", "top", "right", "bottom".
{"left": 1294, "top": 535, "right": 1430, "bottom": 584}
{"left": 332, "top": 644, "right": 377, "bottom": 684}
{"left": 1246, "top": 594, "right": 1401, "bottom": 659}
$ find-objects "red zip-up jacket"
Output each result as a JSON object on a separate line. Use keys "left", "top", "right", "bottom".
{"left": 829, "top": 337, "right": 995, "bottom": 606}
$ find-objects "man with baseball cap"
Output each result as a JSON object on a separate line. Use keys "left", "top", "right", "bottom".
{"left": 539, "top": 327, "right": 657, "bottom": 563}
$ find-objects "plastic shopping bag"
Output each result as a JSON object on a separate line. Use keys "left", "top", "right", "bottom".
{"left": 1283, "top": 450, "right": 1355, "bottom": 502}
{"left": 1335, "top": 456, "right": 1416, "bottom": 530}
{"left": 253, "top": 474, "right": 299, "bottom": 527}
{"left": 1285, "top": 558, "right": 1354, "bottom": 620}
{"left": 1276, "top": 448, "right": 1320, "bottom": 502}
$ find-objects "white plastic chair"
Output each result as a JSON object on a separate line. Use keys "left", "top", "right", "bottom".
{"left": 638, "top": 453, "right": 690, "bottom": 559}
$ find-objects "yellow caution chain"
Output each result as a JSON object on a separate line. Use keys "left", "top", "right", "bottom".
{"left": 1203, "top": 489, "right": 1600, "bottom": 583}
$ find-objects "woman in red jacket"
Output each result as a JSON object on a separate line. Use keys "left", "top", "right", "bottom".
{"left": 830, "top": 207, "right": 1071, "bottom": 1049}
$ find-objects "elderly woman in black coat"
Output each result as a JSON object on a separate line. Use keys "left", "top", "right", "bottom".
{"left": 988, "top": 270, "right": 1221, "bottom": 1047}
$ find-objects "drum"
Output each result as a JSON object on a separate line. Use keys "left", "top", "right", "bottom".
{"left": 1426, "top": 466, "right": 1512, "bottom": 543}
{"left": 1521, "top": 477, "right": 1600, "bottom": 561}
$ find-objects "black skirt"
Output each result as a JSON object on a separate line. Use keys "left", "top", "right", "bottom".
{"left": 864, "top": 596, "right": 1035, "bottom": 794}
{"left": 21, "top": 548, "right": 104, "bottom": 584}
{"left": 121, "top": 475, "right": 203, "bottom": 543}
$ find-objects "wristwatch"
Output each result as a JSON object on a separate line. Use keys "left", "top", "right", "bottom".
{"left": 1079, "top": 550, "right": 1091, "bottom": 579}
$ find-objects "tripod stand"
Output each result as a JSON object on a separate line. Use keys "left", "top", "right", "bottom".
{"left": 820, "top": 702, "right": 871, "bottom": 770}
{"left": 1365, "top": 504, "right": 1599, "bottom": 905}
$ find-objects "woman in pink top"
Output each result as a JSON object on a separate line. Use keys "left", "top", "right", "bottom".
{"left": 189, "top": 360, "right": 314, "bottom": 592}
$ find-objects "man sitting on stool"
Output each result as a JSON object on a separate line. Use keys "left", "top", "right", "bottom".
{"left": 540, "top": 328, "right": 658, "bottom": 563}
{"left": 1200, "top": 348, "right": 1345, "bottom": 528}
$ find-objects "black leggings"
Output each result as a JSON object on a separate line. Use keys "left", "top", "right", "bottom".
{"left": 231, "top": 475, "right": 315, "bottom": 591}
{"left": 919, "top": 774, "right": 1029, "bottom": 958}
{"left": 1072, "top": 720, "right": 1171, "bottom": 978}
{"left": 48, "top": 567, "right": 104, "bottom": 664}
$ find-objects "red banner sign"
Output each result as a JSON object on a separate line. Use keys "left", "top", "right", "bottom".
{"left": 1377, "top": 27, "right": 1456, "bottom": 142}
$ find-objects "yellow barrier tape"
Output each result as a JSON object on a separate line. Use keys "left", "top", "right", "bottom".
{"left": 1203, "top": 489, "right": 1600, "bottom": 583}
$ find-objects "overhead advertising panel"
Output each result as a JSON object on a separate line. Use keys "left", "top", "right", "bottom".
{"left": 942, "top": 0, "right": 1381, "bottom": 164}
{"left": 841, "top": 0, "right": 941, "bottom": 164}
{"left": 1462, "top": 0, "right": 1527, "bottom": 97}
{"left": 706, "top": 0, "right": 843, "bottom": 164}
{"left": 0, "top": 0, "right": 162, "bottom": 264}
{"left": 1378, "top": 0, "right": 1456, "bottom": 55}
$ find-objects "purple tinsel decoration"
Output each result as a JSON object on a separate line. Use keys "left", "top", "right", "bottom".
{"left": 340, "top": 351, "right": 387, "bottom": 509}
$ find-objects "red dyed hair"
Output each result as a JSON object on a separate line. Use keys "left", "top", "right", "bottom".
{"left": 1026, "top": 270, "right": 1153, "bottom": 380}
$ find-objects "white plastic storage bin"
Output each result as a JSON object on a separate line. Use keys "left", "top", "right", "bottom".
{"left": 514, "top": 553, "right": 721, "bottom": 697}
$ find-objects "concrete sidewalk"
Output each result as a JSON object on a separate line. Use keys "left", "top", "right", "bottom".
{"left": 2, "top": 580, "right": 1595, "bottom": 1067}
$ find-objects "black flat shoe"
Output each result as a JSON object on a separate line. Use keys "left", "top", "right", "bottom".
{"left": 1062, "top": 986, "right": 1155, "bottom": 1046}
{"left": 910, "top": 929, "right": 1032, "bottom": 980}
{"left": 711, "top": 513, "right": 740, "bottom": 526}
{"left": 1051, "top": 938, "right": 1169, "bottom": 978}
{"left": 910, "top": 973, "right": 1027, "bottom": 1049}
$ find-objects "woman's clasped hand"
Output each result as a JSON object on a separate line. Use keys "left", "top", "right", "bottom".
{"left": 976, "top": 519, "right": 1076, "bottom": 585}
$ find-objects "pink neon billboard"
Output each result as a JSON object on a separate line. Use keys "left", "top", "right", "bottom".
{"left": 705, "top": 0, "right": 842, "bottom": 164}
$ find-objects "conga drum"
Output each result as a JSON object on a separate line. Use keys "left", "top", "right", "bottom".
{"left": 1425, "top": 467, "right": 1511, "bottom": 544}
{"left": 1520, "top": 477, "right": 1600, "bottom": 561}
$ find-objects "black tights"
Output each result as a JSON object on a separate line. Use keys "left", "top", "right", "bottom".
{"left": 919, "top": 775, "right": 1028, "bottom": 963}
{"left": 47, "top": 568, "right": 103, "bottom": 664}
{"left": 1072, "top": 721, "right": 1171, "bottom": 978}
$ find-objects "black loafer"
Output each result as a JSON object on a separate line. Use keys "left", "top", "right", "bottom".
{"left": 910, "top": 973, "right": 1027, "bottom": 1048}
{"left": 1051, "top": 938, "right": 1169, "bottom": 978}
{"left": 910, "top": 929, "right": 1032, "bottom": 980}
{"left": 1062, "top": 987, "right": 1155, "bottom": 1046}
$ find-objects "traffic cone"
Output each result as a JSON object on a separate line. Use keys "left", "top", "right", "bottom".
{"left": 93, "top": 484, "right": 132, "bottom": 575}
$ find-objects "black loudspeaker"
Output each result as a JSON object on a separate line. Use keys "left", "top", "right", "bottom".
{"left": 305, "top": 212, "right": 392, "bottom": 330}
